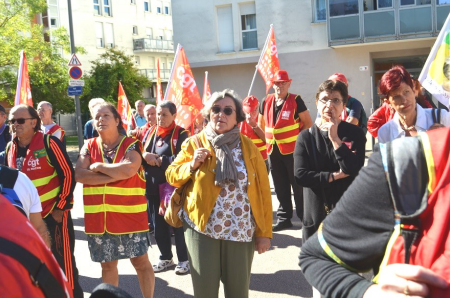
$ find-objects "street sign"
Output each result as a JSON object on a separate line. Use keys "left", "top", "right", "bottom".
{"left": 68, "top": 53, "right": 82, "bottom": 66}
{"left": 69, "top": 66, "right": 83, "bottom": 80}
{"left": 69, "top": 79, "right": 85, "bottom": 86}
{"left": 68, "top": 86, "right": 83, "bottom": 96}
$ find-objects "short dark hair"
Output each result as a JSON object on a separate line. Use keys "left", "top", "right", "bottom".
{"left": 315, "top": 80, "right": 349, "bottom": 106}
{"left": 94, "top": 102, "right": 124, "bottom": 133}
{"left": 9, "top": 104, "right": 41, "bottom": 132}
{"left": 379, "top": 65, "right": 414, "bottom": 98}
{"left": 158, "top": 101, "right": 177, "bottom": 115}
{"left": 202, "top": 89, "right": 246, "bottom": 123}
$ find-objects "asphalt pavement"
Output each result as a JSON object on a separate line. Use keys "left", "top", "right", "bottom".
{"left": 67, "top": 147, "right": 313, "bottom": 298}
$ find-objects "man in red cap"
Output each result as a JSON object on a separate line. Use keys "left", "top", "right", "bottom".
{"left": 328, "top": 73, "right": 367, "bottom": 135}
{"left": 257, "top": 69, "right": 313, "bottom": 231}
{"left": 240, "top": 95, "right": 269, "bottom": 171}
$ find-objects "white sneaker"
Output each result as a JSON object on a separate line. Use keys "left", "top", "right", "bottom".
{"left": 175, "top": 261, "right": 190, "bottom": 275}
{"left": 152, "top": 259, "right": 175, "bottom": 272}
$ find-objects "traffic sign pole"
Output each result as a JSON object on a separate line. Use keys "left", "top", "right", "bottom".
{"left": 67, "top": 0, "right": 84, "bottom": 150}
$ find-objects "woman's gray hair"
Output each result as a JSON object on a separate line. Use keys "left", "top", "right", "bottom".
{"left": 158, "top": 100, "right": 177, "bottom": 115}
{"left": 202, "top": 89, "right": 246, "bottom": 123}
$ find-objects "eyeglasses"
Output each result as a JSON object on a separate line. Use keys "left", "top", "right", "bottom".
{"left": 274, "top": 81, "right": 289, "bottom": 86}
{"left": 318, "top": 98, "right": 342, "bottom": 106}
{"left": 211, "top": 106, "right": 235, "bottom": 116}
{"left": 9, "top": 118, "right": 34, "bottom": 124}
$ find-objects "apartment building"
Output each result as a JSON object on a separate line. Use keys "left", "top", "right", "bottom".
{"left": 39, "top": 0, "right": 175, "bottom": 101}
{"left": 172, "top": 0, "right": 450, "bottom": 116}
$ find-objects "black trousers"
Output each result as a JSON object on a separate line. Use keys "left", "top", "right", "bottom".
{"left": 44, "top": 210, "right": 83, "bottom": 298}
{"left": 269, "top": 144, "right": 303, "bottom": 223}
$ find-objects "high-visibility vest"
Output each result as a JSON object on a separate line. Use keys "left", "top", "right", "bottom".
{"left": 264, "top": 93, "right": 301, "bottom": 155}
{"left": 240, "top": 121, "right": 268, "bottom": 160}
{"left": 6, "top": 132, "right": 62, "bottom": 218}
{"left": 46, "top": 123, "right": 65, "bottom": 139}
{"left": 143, "top": 124, "right": 185, "bottom": 154}
{"left": 374, "top": 128, "right": 450, "bottom": 297}
{"left": 83, "top": 137, "right": 148, "bottom": 235}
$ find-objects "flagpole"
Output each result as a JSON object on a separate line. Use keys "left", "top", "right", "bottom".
{"left": 203, "top": 71, "right": 208, "bottom": 102}
{"left": 164, "top": 44, "right": 181, "bottom": 102}
{"left": 247, "top": 24, "right": 273, "bottom": 96}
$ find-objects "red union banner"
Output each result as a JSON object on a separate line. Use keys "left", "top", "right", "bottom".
{"left": 117, "top": 82, "right": 134, "bottom": 131}
{"left": 164, "top": 44, "right": 203, "bottom": 129}
{"left": 257, "top": 26, "right": 280, "bottom": 94}
{"left": 14, "top": 50, "right": 33, "bottom": 106}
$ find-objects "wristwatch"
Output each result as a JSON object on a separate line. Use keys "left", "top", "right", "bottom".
{"left": 251, "top": 125, "right": 258, "bottom": 130}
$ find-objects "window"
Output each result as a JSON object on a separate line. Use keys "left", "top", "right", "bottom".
{"left": 95, "top": 22, "right": 104, "bottom": 47}
{"left": 135, "top": 56, "right": 140, "bottom": 65}
{"left": 165, "top": 29, "right": 172, "bottom": 40}
{"left": 157, "top": 6, "right": 161, "bottom": 13}
{"left": 146, "top": 27, "right": 152, "bottom": 38}
{"left": 50, "top": 18, "right": 57, "bottom": 26}
{"left": 94, "top": 0, "right": 100, "bottom": 15}
{"left": 329, "top": 0, "right": 358, "bottom": 17}
{"left": 438, "top": 0, "right": 450, "bottom": 4}
{"left": 378, "top": 0, "right": 393, "bottom": 9}
{"left": 240, "top": 3, "right": 257, "bottom": 50}
{"left": 313, "top": 0, "right": 326, "bottom": 22}
{"left": 217, "top": 5, "right": 234, "bottom": 52}
{"left": 103, "top": 0, "right": 111, "bottom": 16}
{"left": 133, "top": 26, "right": 138, "bottom": 35}
{"left": 164, "top": 6, "right": 170, "bottom": 14}
{"left": 104, "top": 23, "right": 114, "bottom": 48}
{"left": 130, "top": 0, "right": 136, "bottom": 4}
{"left": 168, "top": 62, "right": 172, "bottom": 70}
{"left": 144, "top": 1, "right": 150, "bottom": 11}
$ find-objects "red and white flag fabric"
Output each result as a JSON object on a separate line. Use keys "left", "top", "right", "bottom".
{"left": 257, "top": 25, "right": 280, "bottom": 94}
{"left": 117, "top": 82, "right": 135, "bottom": 131}
{"left": 164, "top": 44, "right": 203, "bottom": 129}
{"left": 156, "top": 59, "right": 163, "bottom": 104}
{"left": 202, "top": 71, "right": 211, "bottom": 103}
{"left": 14, "top": 50, "right": 33, "bottom": 106}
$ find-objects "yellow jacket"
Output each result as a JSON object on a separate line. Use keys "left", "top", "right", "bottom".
{"left": 166, "top": 131, "right": 273, "bottom": 238}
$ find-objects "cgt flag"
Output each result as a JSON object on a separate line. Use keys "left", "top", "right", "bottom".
{"left": 156, "top": 59, "right": 163, "bottom": 105}
{"left": 14, "top": 50, "right": 33, "bottom": 106}
{"left": 117, "top": 82, "right": 135, "bottom": 131}
{"left": 164, "top": 44, "right": 203, "bottom": 129}
{"left": 257, "top": 25, "right": 280, "bottom": 94}
{"left": 202, "top": 71, "right": 211, "bottom": 103}
{"left": 419, "top": 14, "right": 450, "bottom": 107}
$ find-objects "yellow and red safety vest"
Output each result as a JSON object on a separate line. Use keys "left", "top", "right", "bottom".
{"left": 240, "top": 121, "right": 268, "bottom": 160}
{"left": 264, "top": 93, "right": 302, "bottom": 155}
{"left": 83, "top": 137, "right": 148, "bottom": 235}
{"left": 46, "top": 123, "right": 65, "bottom": 140}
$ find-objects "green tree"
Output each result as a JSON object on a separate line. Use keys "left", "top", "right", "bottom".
{"left": 80, "top": 48, "right": 151, "bottom": 114}
{"left": 0, "top": 0, "right": 84, "bottom": 113}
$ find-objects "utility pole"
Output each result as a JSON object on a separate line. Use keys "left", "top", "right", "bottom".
{"left": 67, "top": 0, "right": 84, "bottom": 149}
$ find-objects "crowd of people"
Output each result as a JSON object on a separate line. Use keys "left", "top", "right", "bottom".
{"left": 1, "top": 65, "right": 450, "bottom": 298}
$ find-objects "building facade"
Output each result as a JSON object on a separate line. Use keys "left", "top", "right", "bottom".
{"left": 172, "top": 0, "right": 449, "bottom": 117}
{"left": 40, "top": 0, "right": 175, "bottom": 101}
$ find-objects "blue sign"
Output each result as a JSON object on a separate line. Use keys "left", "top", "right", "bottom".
{"left": 68, "top": 86, "right": 83, "bottom": 96}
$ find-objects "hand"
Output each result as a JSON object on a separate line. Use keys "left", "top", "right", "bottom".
{"left": 143, "top": 152, "right": 160, "bottom": 166}
{"left": 363, "top": 264, "right": 448, "bottom": 298}
{"left": 320, "top": 112, "right": 340, "bottom": 142}
{"left": 329, "top": 169, "right": 350, "bottom": 183}
{"left": 89, "top": 162, "right": 102, "bottom": 172}
{"left": 190, "top": 148, "right": 211, "bottom": 171}
{"left": 246, "top": 114, "right": 257, "bottom": 128}
{"left": 51, "top": 209, "right": 64, "bottom": 223}
{"left": 255, "top": 237, "right": 271, "bottom": 254}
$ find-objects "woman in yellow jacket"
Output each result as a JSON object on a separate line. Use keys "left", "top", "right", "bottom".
{"left": 166, "top": 89, "right": 272, "bottom": 298}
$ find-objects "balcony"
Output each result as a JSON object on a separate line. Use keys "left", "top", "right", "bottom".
{"left": 138, "top": 69, "right": 171, "bottom": 81}
{"left": 133, "top": 38, "right": 174, "bottom": 53}
{"left": 326, "top": 0, "right": 450, "bottom": 46}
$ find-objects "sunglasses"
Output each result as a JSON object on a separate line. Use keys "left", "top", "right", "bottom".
{"left": 9, "top": 118, "right": 34, "bottom": 124}
{"left": 211, "top": 106, "right": 235, "bottom": 116}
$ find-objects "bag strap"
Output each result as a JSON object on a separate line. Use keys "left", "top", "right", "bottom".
{"left": 0, "top": 237, "right": 66, "bottom": 298}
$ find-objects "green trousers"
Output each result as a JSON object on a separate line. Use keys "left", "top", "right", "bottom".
{"left": 183, "top": 222, "right": 255, "bottom": 298}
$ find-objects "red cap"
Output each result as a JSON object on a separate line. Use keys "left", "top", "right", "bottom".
{"left": 242, "top": 95, "right": 259, "bottom": 113}
{"left": 273, "top": 70, "right": 292, "bottom": 83}
{"left": 328, "top": 73, "right": 348, "bottom": 85}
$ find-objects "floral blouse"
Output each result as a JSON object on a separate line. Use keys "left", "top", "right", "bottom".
{"left": 183, "top": 143, "right": 256, "bottom": 242}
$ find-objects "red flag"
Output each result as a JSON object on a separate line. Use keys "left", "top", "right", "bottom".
{"left": 156, "top": 59, "right": 163, "bottom": 104}
{"left": 117, "top": 82, "right": 134, "bottom": 131}
{"left": 164, "top": 44, "right": 203, "bottom": 129}
{"left": 202, "top": 71, "right": 211, "bottom": 103}
{"left": 14, "top": 50, "right": 33, "bottom": 106}
{"left": 257, "top": 25, "right": 280, "bottom": 94}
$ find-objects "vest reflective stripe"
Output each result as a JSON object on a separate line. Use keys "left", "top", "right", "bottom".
{"left": 84, "top": 203, "right": 147, "bottom": 214}
{"left": 240, "top": 121, "right": 268, "bottom": 160}
{"left": 40, "top": 187, "right": 61, "bottom": 203}
{"left": 372, "top": 224, "right": 401, "bottom": 283}
{"left": 266, "top": 123, "right": 299, "bottom": 135}
{"left": 32, "top": 171, "right": 58, "bottom": 187}
{"left": 267, "top": 134, "right": 298, "bottom": 145}
{"left": 420, "top": 132, "right": 437, "bottom": 194}
{"left": 84, "top": 186, "right": 146, "bottom": 196}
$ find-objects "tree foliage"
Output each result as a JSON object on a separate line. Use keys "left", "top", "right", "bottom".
{"left": 0, "top": 0, "right": 84, "bottom": 113}
{"left": 80, "top": 49, "right": 151, "bottom": 114}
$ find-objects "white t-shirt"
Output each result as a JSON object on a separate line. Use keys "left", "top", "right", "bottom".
{"left": 14, "top": 171, "right": 42, "bottom": 218}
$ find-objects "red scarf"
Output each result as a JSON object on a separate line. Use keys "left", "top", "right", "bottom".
{"left": 156, "top": 121, "right": 175, "bottom": 138}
